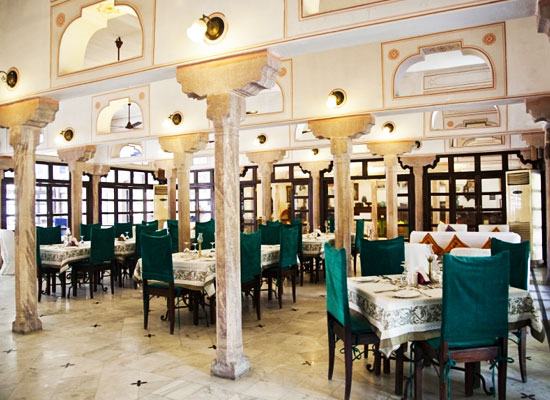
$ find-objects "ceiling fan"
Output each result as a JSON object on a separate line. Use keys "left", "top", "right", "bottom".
{"left": 113, "top": 102, "right": 142, "bottom": 130}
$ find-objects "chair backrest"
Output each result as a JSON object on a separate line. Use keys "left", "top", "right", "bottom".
{"left": 259, "top": 224, "right": 281, "bottom": 245}
{"left": 37, "top": 226, "right": 62, "bottom": 245}
{"left": 141, "top": 233, "right": 174, "bottom": 283}
{"left": 491, "top": 237, "right": 530, "bottom": 290}
{"left": 479, "top": 224, "right": 509, "bottom": 232}
{"left": 80, "top": 223, "right": 100, "bottom": 241}
{"left": 437, "top": 223, "right": 468, "bottom": 232}
{"left": 90, "top": 226, "right": 115, "bottom": 264}
{"left": 324, "top": 242, "right": 351, "bottom": 328}
{"left": 135, "top": 224, "right": 158, "bottom": 258}
{"left": 355, "top": 219, "right": 365, "bottom": 249}
{"left": 114, "top": 222, "right": 133, "bottom": 238}
{"left": 267, "top": 220, "right": 281, "bottom": 226}
{"left": 195, "top": 219, "right": 215, "bottom": 249}
{"left": 280, "top": 226, "right": 298, "bottom": 269}
{"left": 240, "top": 231, "right": 262, "bottom": 283}
{"left": 141, "top": 220, "right": 159, "bottom": 230}
{"left": 328, "top": 215, "right": 335, "bottom": 233}
{"left": 360, "top": 236, "right": 405, "bottom": 276}
{"left": 441, "top": 252, "right": 510, "bottom": 347}
{"left": 287, "top": 219, "right": 303, "bottom": 253}
{"left": 167, "top": 219, "right": 179, "bottom": 253}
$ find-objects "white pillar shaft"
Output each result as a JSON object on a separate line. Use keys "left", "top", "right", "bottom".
{"left": 334, "top": 153, "right": 353, "bottom": 274}
{"left": 386, "top": 163, "right": 398, "bottom": 239}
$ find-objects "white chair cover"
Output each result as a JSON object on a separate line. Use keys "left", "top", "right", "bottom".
{"left": 449, "top": 248, "right": 491, "bottom": 257}
{"left": 404, "top": 243, "right": 431, "bottom": 274}
{"left": 436, "top": 224, "right": 468, "bottom": 232}
{"left": 478, "top": 224, "right": 510, "bottom": 232}
{"left": 0, "top": 229, "right": 15, "bottom": 275}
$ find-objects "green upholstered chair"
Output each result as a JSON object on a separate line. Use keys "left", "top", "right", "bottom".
{"left": 241, "top": 231, "right": 262, "bottom": 320}
{"left": 264, "top": 226, "right": 299, "bottom": 308}
{"left": 413, "top": 252, "right": 510, "bottom": 400}
{"left": 141, "top": 220, "right": 159, "bottom": 230}
{"left": 194, "top": 219, "right": 215, "bottom": 249}
{"left": 359, "top": 236, "right": 404, "bottom": 277}
{"left": 491, "top": 238, "right": 531, "bottom": 383}
{"left": 80, "top": 223, "right": 100, "bottom": 241}
{"left": 352, "top": 219, "right": 365, "bottom": 275}
{"left": 259, "top": 223, "right": 281, "bottom": 245}
{"left": 70, "top": 226, "right": 115, "bottom": 299}
{"left": 135, "top": 224, "right": 158, "bottom": 258}
{"left": 167, "top": 219, "right": 179, "bottom": 253}
{"left": 141, "top": 232, "right": 180, "bottom": 334}
{"left": 114, "top": 222, "right": 133, "bottom": 238}
{"left": 36, "top": 226, "right": 65, "bottom": 300}
{"left": 266, "top": 220, "right": 281, "bottom": 226}
{"left": 325, "top": 242, "right": 380, "bottom": 400}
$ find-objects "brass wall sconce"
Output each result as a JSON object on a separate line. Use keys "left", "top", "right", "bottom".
{"left": 187, "top": 14, "right": 226, "bottom": 43}
{"left": 168, "top": 112, "right": 183, "bottom": 125}
{"left": 0, "top": 68, "right": 18, "bottom": 89}
{"left": 60, "top": 128, "right": 74, "bottom": 142}
{"left": 256, "top": 134, "right": 267, "bottom": 145}
{"left": 312, "top": 148, "right": 319, "bottom": 155}
{"left": 382, "top": 121, "right": 395, "bottom": 135}
{"left": 326, "top": 89, "right": 346, "bottom": 109}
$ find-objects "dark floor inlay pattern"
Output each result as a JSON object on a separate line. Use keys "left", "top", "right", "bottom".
{"left": 91, "top": 324, "right": 101, "bottom": 328}
{"left": 520, "top": 393, "right": 536, "bottom": 399}
{"left": 131, "top": 380, "right": 147, "bottom": 387}
{"left": 60, "top": 363, "right": 75, "bottom": 368}
{"left": 144, "top": 333, "right": 155, "bottom": 338}
{"left": 3, "top": 348, "right": 15, "bottom": 354}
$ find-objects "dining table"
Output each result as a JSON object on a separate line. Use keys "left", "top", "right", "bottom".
{"left": 39, "top": 238, "right": 136, "bottom": 273}
{"left": 347, "top": 275, "right": 545, "bottom": 357}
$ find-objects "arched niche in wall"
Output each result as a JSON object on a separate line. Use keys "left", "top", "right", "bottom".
{"left": 111, "top": 142, "right": 143, "bottom": 158}
{"left": 394, "top": 45, "right": 493, "bottom": 98}
{"left": 245, "top": 83, "right": 284, "bottom": 115}
{"left": 431, "top": 105, "right": 500, "bottom": 130}
{"left": 301, "top": 0, "right": 389, "bottom": 17}
{"left": 97, "top": 98, "right": 143, "bottom": 134}
{"left": 58, "top": 0, "right": 143, "bottom": 75}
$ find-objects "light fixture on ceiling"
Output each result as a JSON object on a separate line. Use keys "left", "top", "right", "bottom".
{"left": 312, "top": 148, "right": 319, "bottom": 156}
{"left": 168, "top": 112, "right": 183, "bottom": 125}
{"left": 256, "top": 134, "right": 267, "bottom": 145}
{"left": 382, "top": 121, "right": 395, "bottom": 135}
{"left": 326, "top": 89, "right": 346, "bottom": 109}
{"left": 60, "top": 128, "right": 74, "bottom": 142}
{"left": 187, "top": 14, "right": 226, "bottom": 43}
{"left": 0, "top": 68, "right": 18, "bottom": 89}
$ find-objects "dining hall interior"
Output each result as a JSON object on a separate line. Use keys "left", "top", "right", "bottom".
{"left": 0, "top": 0, "right": 550, "bottom": 399}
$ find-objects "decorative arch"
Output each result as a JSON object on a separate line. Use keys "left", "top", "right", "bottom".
{"left": 97, "top": 98, "right": 143, "bottom": 134}
{"left": 245, "top": 82, "right": 284, "bottom": 115}
{"left": 58, "top": 0, "right": 143, "bottom": 75}
{"left": 431, "top": 105, "right": 500, "bottom": 130}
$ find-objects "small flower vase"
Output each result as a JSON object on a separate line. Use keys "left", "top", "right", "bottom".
{"left": 197, "top": 233, "right": 203, "bottom": 258}
{"left": 427, "top": 255, "right": 435, "bottom": 282}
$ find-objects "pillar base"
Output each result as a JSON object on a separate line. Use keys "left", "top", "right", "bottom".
{"left": 211, "top": 354, "right": 250, "bottom": 380}
{"left": 12, "top": 316, "right": 42, "bottom": 334}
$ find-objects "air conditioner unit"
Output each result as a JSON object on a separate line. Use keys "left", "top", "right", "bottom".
{"left": 153, "top": 184, "right": 168, "bottom": 222}
{"left": 506, "top": 170, "right": 543, "bottom": 263}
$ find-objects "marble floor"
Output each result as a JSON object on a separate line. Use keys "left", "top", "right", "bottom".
{"left": 0, "top": 268, "right": 549, "bottom": 400}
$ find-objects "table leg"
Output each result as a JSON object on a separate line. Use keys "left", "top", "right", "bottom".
{"left": 395, "top": 343, "right": 406, "bottom": 395}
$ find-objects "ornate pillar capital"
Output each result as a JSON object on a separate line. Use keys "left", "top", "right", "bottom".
{"left": 400, "top": 155, "right": 437, "bottom": 170}
{"left": 300, "top": 160, "right": 332, "bottom": 178}
{"left": 526, "top": 96, "right": 550, "bottom": 125}
{"left": 0, "top": 97, "right": 59, "bottom": 130}
{"left": 537, "top": 0, "right": 550, "bottom": 40}
{"left": 246, "top": 150, "right": 286, "bottom": 167}
{"left": 367, "top": 141, "right": 416, "bottom": 166}
{"left": 58, "top": 145, "right": 96, "bottom": 168}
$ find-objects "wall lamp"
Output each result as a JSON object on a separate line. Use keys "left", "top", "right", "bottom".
{"left": 326, "top": 89, "right": 346, "bottom": 109}
{"left": 312, "top": 148, "right": 319, "bottom": 156}
{"left": 168, "top": 112, "right": 183, "bottom": 125}
{"left": 382, "top": 121, "right": 395, "bottom": 135}
{"left": 187, "top": 14, "right": 226, "bottom": 43}
{"left": 60, "top": 128, "right": 74, "bottom": 142}
{"left": 256, "top": 134, "right": 267, "bottom": 145}
{"left": 0, "top": 68, "right": 18, "bottom": 89}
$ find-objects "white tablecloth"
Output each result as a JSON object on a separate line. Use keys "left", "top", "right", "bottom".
{"left": 302, "top": 233, "right": 335, "bottom": 257}
{"left": 348, "top": 276, "right": 545, "bottom": 355}
{"left": 40, "top": 239, "right": 136, "bottom": 273}
{"left": 0, "top": 229, "right": 15, "bottom": 275}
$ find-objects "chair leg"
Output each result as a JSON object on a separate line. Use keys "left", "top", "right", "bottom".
{"left": 413, "top": 345, "right": 424, "bottom": 400}
{"left": 498, "top": 339, "right": 508, "bottom": 400}
{"left": 343, "top": 333, "right": 353, "bottom": 400}
{"left": 110, "top": 265, "right": 115, "bottom": 295}
{"left": 37, "top": 273, "right": 43, "bottom": 302}
{"left": 267, "top": 277, "right": 273, "bottom": 300}
{"left": 52, "top": 273, "right": 57, "bottom": 293}
{"left": 143, "top": 286, "right": 149, "bottom": 330}
{"left": 168, "top": 293, "right": 175, "bottom": 335}
{"left": 89, "top": 271, "right": 94, "bottom": 299}
{"left": 383, "top": 355, "right": 390, "bottom": 374}
{"left": 255, "top": 282, "right": 261, "bottom": 320}
{"left": 277, "top": 275, "right": 283, "bottom": 309}
{"left": 291, "top": 269, "right": 297, "bottom": 303}
{"left": 209, "top": 295, "right": 216, "bottom": 325}
{"left": 72, "top": 270, "right": 77, "bottom": 297}
{"left": 46, "top": 272, "right": 51, "bottom": 295}
{"left": 465, "top": 362, "right": 475, "bottom": 397}
{"left": 395, "top": 343, "right": 406, "bottom": 395}
{"left": 518, "top": 327, "right": 527, "bottom": 383}
{"left": 439, "top": 346, "right": 449, "bottom": 400}
{"left": 327, "top": 320, "right": 335, "bottom": 380}
{"left": 193, "top": 292, "right": 199, "bottom": 325}
{"left": 60, "top": 271, "right": 66, "bottom": 298}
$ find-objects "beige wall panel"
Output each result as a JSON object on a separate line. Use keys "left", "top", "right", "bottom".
{"left": 292, "top": 42, "right": 382, "bottom": 119}
{"left": 382, "top": 23, "right": 506, "bottom": 109}
{"left": 424, "top": 105, "right": 507, "bottom": 138}
{"left": 0, "top": 1, "right": 51, "bottom": 102}
{"left": 154, "top": 0, "right": 284, "bottom": 65}
{"left": 50, "top": 0, "right": 155, "bottom": 88}
{"left": 364, "top": 113, "right": 423, "bottom": 142}
{"left": 240, "top": 126, "right": 291, "bottom": 154}
{"left": 506, "top": 17, "right": 550, "bottom": 96}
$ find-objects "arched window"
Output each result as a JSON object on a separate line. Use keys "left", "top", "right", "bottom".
{"left": 96, "top": 99, "right": 143, "bottom": 134}
{"left": 394, "top": 45, "right": 493, "bottom": 98}
{"left": 58, "top": 0, "right": 143, "bottom": 75}
{"left": 119, "top": 144, "right": 142, "bottom": 158}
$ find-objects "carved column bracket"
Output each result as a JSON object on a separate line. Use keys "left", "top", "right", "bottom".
{"left": 0, "top": 97, "right": 59, "bottom": 334}
{"left": 309, "top": 114, "right": 375, "bottom": 275}
{"left": 537, "top": 0, "right": 550, "bottom": 40}
{"left": 58, "top": 145, "right": 96, "bottom": 238}
{"left": 368, "top": 141, "right": 416, "bottom": 239}
{"left": 155, "top": 160, "right": 177, "bottom": 221}
{"left": 83, "top": 164, "right": 110, "bottom": 224}
{"left": 247, "top": 150, "right": 286, "bottom": 223}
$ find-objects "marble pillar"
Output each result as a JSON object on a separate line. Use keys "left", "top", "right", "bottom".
{"left": 368, "top": 141, "right": 415, "bottom": 239}
{"left": 159, "top": 133, "right": 209, "bottom": 251}
{"left": 308, "top": 115, "right": 375, "bottom": 274}
{"left": 526, "top": 96, "right": 550, "bottom": 283}
{"left": 300, "top": 160, "right": 332, "bottom": 231}
{"left": 0, "top": 97, "right": 59, "bottom": 334}
{"left": 154, "top": 160, "right": 177, "bottom": 221}
{"left": 0, "top": 158, "right": 14, "bottom": 271}
{"left": 400, "top": 155, "right": 436, "bottom": 231}
{"left": 58, "top": 146, "right": 96, "bottom": 238}
{"left": 370, "top": 180, "right": 378, "bottom": 239}
{"left": 177, "top": 50, "right": 280, "bottom": 379}
{"left": 537, "top": 0, "right": 550, "bottom": 41}
{"left": 247, "top": 150, "right": 286, "bottom": 223}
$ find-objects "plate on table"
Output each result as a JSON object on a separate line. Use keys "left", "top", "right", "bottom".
{"left": 354, "top": 276, "right": 377, "bottom": 283}
{"left": 393, "top": 289, "right": 420, "bottom": 299}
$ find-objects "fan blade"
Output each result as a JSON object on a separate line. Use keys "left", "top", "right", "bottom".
{"left": 131, "top": 121, "right": 142, "bottom": 128}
